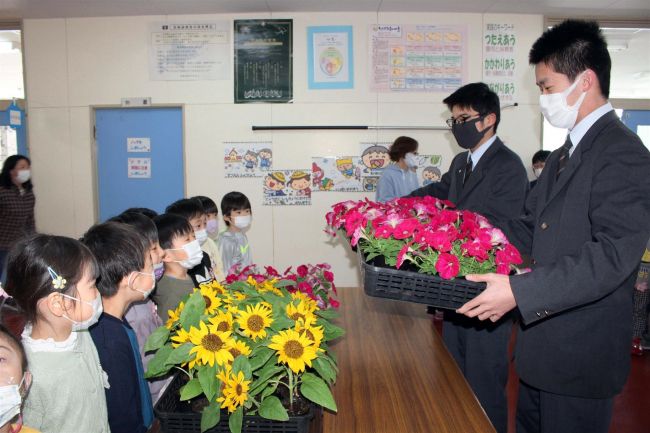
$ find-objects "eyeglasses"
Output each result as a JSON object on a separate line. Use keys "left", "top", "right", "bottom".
{"left": 445, "top": 114, "right": 484, "bottom": 128}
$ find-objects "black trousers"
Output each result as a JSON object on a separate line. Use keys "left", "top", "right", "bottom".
{"left": 443, "top": 311, "right": 513, "bottom": 433}
{"left": 516, "top": 380, "right": 614, "bottom": 433}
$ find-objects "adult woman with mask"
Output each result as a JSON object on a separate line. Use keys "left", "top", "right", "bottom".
{"left": 375, "top": 136, "right": 420, "bottom": 202}
{"left": 0, "top": 155, "right": 36, "bottom": 282}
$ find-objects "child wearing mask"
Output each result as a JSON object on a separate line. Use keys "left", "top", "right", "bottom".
{"left": 166, "top": 198, "right": 221, "bottom": 284}
{"left": 153, "top": 213, "right": 201, "bottom": 321}
{"left": 4, "top": 235, "right": 110, "bottom": 433}
{"left": 0, "top": 324, "right": 38, "bottom": 433}
{"left": 191, "top": 196, "right": 226, "bottom": 282}
{"left": 82, "top": 222, "right": 154, "bottom": 433}
{"left": 218, "top": 192, "right": 253, "bottom": 274}
{"left": 375, "top": 136, "right": 420, "bottom": 202}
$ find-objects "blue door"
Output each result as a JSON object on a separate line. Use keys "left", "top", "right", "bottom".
{"left": 95, "top": 107, "right": 184, "bottom": 221}
{"left": 621, "top": 109, "right": 650, "bottom": 150}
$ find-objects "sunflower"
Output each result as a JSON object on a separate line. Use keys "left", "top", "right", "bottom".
{"left": 209, "top": 311, "right": 235, "bottom": 333}
{"left": 226, "top": 339, "right": 252, "bottom": 360}
{"left": 165, "top": 302, "right": 184, "bottom": 329}
{"left": 171, "top": 327, "right": 191, "bottom": 348}
{"left": 209, "top": 280, "right": 227, "bottom": 294}
{"left": 188, "top": 321, "right": 234, "bottom": 368}
{"left": 194, "top": 285, "right": 221, "bottom": 315}
{"left": 237, "top": 304, "right": 273, "bottom": 340}
{"left": 295, "top": 319, "right": 325, "bottom": 348}
{"left": 268, "top": 329, "right": 318, "bottom": 373}
{"left": 289, "top": 292, "right": 319, "bottom": 311}
{"left": 259, "top": 279, "right": 284, "bottom": 297}
{"left": 217, "top": 370, "right": 251, "bottom": 413}
{"left": 233, "top": 292, "right": 247, "bottom": 302}
{"left": 286, "top": 300, "right": 316, "bottom": 324}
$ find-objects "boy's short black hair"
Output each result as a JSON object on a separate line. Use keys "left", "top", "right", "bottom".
{"left": 192, "top": 196, "right": 219, "bottom": 215}
{"left": 81, "top": 222, "right": 148, "bottom": 298}
{"left": 0, "top": 323, "right": 28, "bottom": 371}
{"left": 123, "top": 207, "right": 158, "bottom": 219}
{"left": 154, "top": 213, "right": 193, "bottom": 249}
{"left": 166, "top": 198, "right": 204, "bottom": 222}
{"left": 443, "top": 82, "right": 501, "bottom": 132}
{"left": 108, "top": 211, "right": 158, "bottom": 247}
{"left": 220, "top": 192, "right": 251, "bottom": 226}
{"left": 532, "top": 150, "right": 551, "bottom": 164}
{"left": 529, "top": 20, "right": 611, "bottom": 98}
{"left": 388, "top": 136, "right": 418, "bottom": 162}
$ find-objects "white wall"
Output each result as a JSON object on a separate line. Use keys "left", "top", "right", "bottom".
{"left": 22, "top": 12, "right": 543, "bottom": 286}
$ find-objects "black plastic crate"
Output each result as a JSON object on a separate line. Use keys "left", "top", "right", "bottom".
{"left": 155, "top": 374, "right": 319, "bottom": 433}
{"left": 360, "top": 258, "right": 486, "bottom": 310}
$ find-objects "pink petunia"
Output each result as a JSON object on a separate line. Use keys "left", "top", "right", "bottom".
{"left": 487, "top": 227, "right": 507, "bottom": 246}
{"left": 436, "top": 253, "right": 460, "bottom": 280}
{"left": 396, "top": 242, "right": 415, "bottom": 269}
{"left": 461, "top": 238, "right": 490, "bottom": 262}
{"left": 323, "top": 270, "right": 334, "bottom": 282}
{"left": 297, "top": 265, "right": 308, "bottom": 278}
{"left": 393, "top": 218, "right": 421, "bottom": 239}
{"left": 426, "top": 230, "right": 453, "bottom": 253}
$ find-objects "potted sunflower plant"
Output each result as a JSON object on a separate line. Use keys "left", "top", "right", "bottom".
{"left": 145, "top": 264, "right": 343, "bottom": 433}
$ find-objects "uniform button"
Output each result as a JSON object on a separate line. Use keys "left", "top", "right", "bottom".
{"left": 544, "top": 310, "right": 550, "bottom": 315}
{"left": 536, "top": 312, "right": 542, "bottom": 317}
{"left": 540, "top": 222, "right": 549, "bottom": 230}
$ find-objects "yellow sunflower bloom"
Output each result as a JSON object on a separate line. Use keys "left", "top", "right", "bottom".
{"left": 210, "top": 280, "right": 226, "bottom": 294}
{"left": 188, "top": 321, "right": 234, "bottom": 368}
{"left": 286, "top": 301, "right": 316, "bottom": 324}
{"left": 209, "top": 311, "right": 235, "bottom": 333}
{"left": 237, "top": 304, "right": 273, "bottom": 340}
{"left": 268, "top": 329, "right": 318, "bottom": 373}
{"left": 165, "top": 302, "right": 184, "bottom": 329}
{"left": 171, "top": 327, "right": 191, "bottom": 348}
{"left": 233, "top": 292, "right": 247, "bottom": 301}
{"left": 259, "top": 279, "right": 284, "bottom": 296}
{"left": 226, "top": 339, "right": 252, "bottom": 360}
{"left": 217, "top": 370, "right": 251, "bottom": 413}
{"left": 289, "top": 292, "right": 319, "bottom": 311}
{"left": 295, "top": 319, "right": 325, "bottom": 348}
{"left": 194, "top": 285, "right": 222, "bottom": 315}
{"left": 246, "top": 276, "right": 259, "bottom": 288}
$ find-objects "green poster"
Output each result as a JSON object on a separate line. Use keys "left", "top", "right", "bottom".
{"left": 234, "top": 19, "right": 293, "bottom": 103}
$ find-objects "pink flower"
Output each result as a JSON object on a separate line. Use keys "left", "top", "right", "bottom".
{"left": 487, "top": 227, "right": 507, "bottom": 246}
{"left": 496, "top": 243, "right": 523, "bottom": 266}
{"left": 461, "top": 238, "right": 490, "bottom": 262}
{"left": 329, "top": 298, "right": 340, "bottom": 309}
{"left": 396, "top": 242, "right": 415, "bottom": 269}
{"left": 298, "top": 281, "right": 314, "bottom": 295}
{"left": 438, "top": 209, "right": 459, "bottom": 225}
{"left": 393, "top": 218, "right": 420, "bottom": 239}
{"left": 264, "top": 266, "right": 280, "bottom": 277}
{"left": 496, "top": 262, "right": 511, "bottom": 275}
{"left": 436, "top": 253, "right": 460, "bottom": 280}
{"left": 297, "top": 265, "right": 308, "bottom": 278}
{"left": 427, "top": 230, "right": 453, "bottom": 253}
{"left": 323, "top": 270, "right": 334, "bottom": 282}
{"left": 344, "top": 211, "right": 367, "bottom": 237}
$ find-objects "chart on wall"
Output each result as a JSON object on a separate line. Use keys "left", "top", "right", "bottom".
{"left": 263, "top": 169, "right": 311, "bottom": 206}
{"left": 307, "top": 26, "right": 354, "bottom": 89}
{"left": 483, "top": 23, "right": 517, "bottom": 103}
{"left": 148, "top": 21, "right": 230, "bottom": 81}
{"left": 234, "top": 19, "right": 293, "bottom": 103}
{"left": 370, "top": 24, "right": 467, "bottom": 92}
{"left": 224, "top": 141, "right": 273, "bottom": 177}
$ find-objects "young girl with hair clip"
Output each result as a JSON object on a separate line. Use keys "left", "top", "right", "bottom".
{"left": 3, "top": 235, "right": 110, "bottom": 433}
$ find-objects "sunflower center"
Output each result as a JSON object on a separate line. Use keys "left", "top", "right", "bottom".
{"left": 283, "top": 340, "right": 304, "bottom": 359}
{"left": 236, "top": 384, "right": 243, "bottom": 396}
{"left": 305, "top": 329, "right": 315, "bottom": 341}
{"left": 203, "top": 296, "right": 212, "bottom": 308}
{"left": 290, "top": 312, "right": 305, "bottom": 321}
{"left": 229, "top": 348, "right": 241, "bottom": 358}
{"left": 216, "top": 321, "right": 230, "bottom": 332}
{"left": 247, "top": 314, "right": 264, "bottom": 332}
{"left": 202, "top": 333, "right": 224, "bottom": 352}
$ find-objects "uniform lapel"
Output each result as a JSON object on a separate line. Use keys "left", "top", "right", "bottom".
{"left": 458, "top": 138, "right": 503, "bottom": 201}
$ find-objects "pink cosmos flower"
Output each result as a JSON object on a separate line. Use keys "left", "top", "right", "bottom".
{"left": 436, "top": 253, "right": 460, "bottom": 280}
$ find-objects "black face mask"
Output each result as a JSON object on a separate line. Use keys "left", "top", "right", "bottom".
{"left": 451, "top": 116, "right": 489, "bottom": 150}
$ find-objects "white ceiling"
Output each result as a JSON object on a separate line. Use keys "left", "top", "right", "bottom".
{"left": 0, "top": 0, "right": 649, "bottom": 20}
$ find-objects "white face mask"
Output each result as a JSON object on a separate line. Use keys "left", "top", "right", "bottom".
{"left": 194, "top": 229, "right": 208, "bottom": 245}
{"left": 128, "top": 271, "right": 156, "bottom": 299}
{"left": 404, "top": 153, "right": 419, "bottom": 169}
{"left": 169, "top": 240, "right": 203, "bottom": 269}
{"left": 533, "top": 167, "right": 543, "bottom": 178}
{"left": 0, "top": 376, "right": 24, "bottom": 427}
{"left": 15, "top": 169, "right": 31, "bottom": 184}
{"left": 539, "top": 72, "right": 586, "bottom": 130}
{"left": 60, "top": 293, "right": 103, "bottom": 331}
{"left": 233, "top": 215, "right": 252, "bottom": 230}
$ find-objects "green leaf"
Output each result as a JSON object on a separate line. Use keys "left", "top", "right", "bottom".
{"left": 249, "top": 347, "right": 274, "bottom": 371}
{"left": 229, "top": 406, "right": 243, "bottom": 433}
{"left": 198, "top": 363, "right": 220, "bottom": 401}
{"left": 144, "top": 345, "right": 173, "bottom": 378}
{"left": 270, "top": 315, "right": 293, "bottom": 332}
{"left": 260, "top": 380, "right": 279, "bottom": 401}
{"left": 180, "top": 292, "right": 206, "bottom": 331}
{"left": 249, "top": 365, "right": 284, "bottom": 397}
{"left": 180, "top": 378, "right": 203, "bottom": 401}
{"left": 322, "top": 322, "right": 345, "bottom": 342}
{"left": 200, "top": 401, "right": 221, "bottom": 433}
{"left": 273, "top": 279, "right": 296, "bottom": 288}
{"left": 313, "top": 357, "right": 336, "bottom": 384}
{"left": 258, "top": 395, "right": 289, "bottom": 421}
{"left": 166, "top": 342, "right": 193, "bottom": 366}
{"left": 144, "top": 326, "right": 170, "bottom": 352}
{"left": 315, "top": 309, "right": 339, "bottom": 320}
{"left": 300, "top": 372, "right": 337, "bottom": 412}
{"left": 232, "top": 355, "right": 252, "bottom": 380}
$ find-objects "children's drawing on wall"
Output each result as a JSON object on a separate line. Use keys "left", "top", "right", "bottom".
{"left": 224, "top": 141, "right": 273, "bottom": 177}
{"left": 359, "top": 143, "right": 391, "bottom": 175}
{"left": 414, "top": 154, "right": 443, "bottom": 186}
{"left": 263, "top": 169, "right": 312, "bottom": 206}
{"left": 362, "top": 176, "right": 379, "bottom": 193}
{"left": 311, "top": 157, "right": 364, "bottom": 192}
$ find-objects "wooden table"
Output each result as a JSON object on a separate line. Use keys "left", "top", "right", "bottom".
{"left": 321, "top": 287, "right": 496, "bottom": 433}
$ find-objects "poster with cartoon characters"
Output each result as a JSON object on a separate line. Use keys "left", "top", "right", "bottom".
{"left": 311, "top": 157, "right": 364, "bottom": 192}
{"left": 357, "top": 142, "right": 391, "bottom": 192}
{"left": 263, "top": 169, "right": 312, "bottom": 205}
{"left": 224, "top": 142, "right": 273, "bottom": 177}
{"left": 414, "top": 154, "right": 443, "bottom": 186}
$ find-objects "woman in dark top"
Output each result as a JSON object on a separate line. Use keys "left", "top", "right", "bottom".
{"left": 0, "top": 155, "right": 36, "bottom": 281}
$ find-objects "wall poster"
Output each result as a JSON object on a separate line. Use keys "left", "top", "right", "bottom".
{"left": 234, "top": 19, "right": 293, "bottom": 103}
{"left": 263, "top": 169, "right": 311, "bottom": 206}
{"left": 224, "top": 141, "right": 273, "bottom": 177}
{"left": 307, "top": 25, "right": 354, "bottom": 89}
{"left": 483, "top": 23, "right": 517, "bottom": 103}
